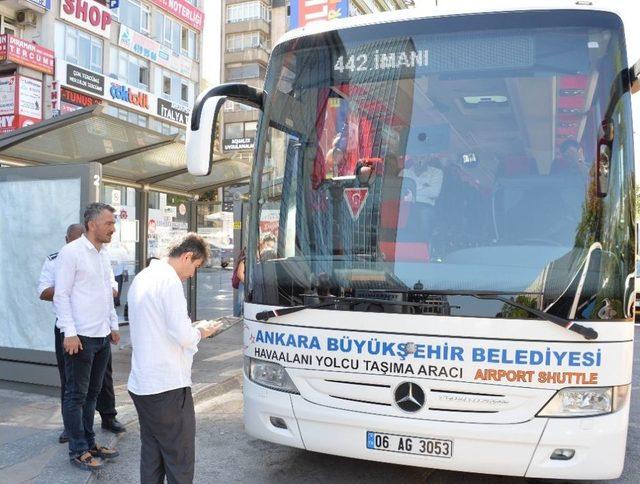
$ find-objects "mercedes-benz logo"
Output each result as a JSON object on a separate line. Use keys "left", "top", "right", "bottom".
{"left": 394, "top": 382, "right": 426, "bottom": 412}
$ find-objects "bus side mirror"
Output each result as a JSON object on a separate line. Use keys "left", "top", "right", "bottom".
{"left": 596, "top": 120, "right": 614, "bottom": 198}
{"left": 187, "top": 83, "right": 264, "bottom": 176}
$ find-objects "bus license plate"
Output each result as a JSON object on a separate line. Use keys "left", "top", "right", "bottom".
{"left": 366, "top": 431, "right": 453, "bottom": 458}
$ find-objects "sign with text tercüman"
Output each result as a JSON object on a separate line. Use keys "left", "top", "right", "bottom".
{"left": 66, "top": 63, "right": 104, "bottom": 96}
{"left": 0, "top": 35, "right": 54, "bottom": 75}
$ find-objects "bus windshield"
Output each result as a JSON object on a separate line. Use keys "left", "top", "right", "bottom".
{"left": 248, "top": 10, "right": 635, "bottom": 322}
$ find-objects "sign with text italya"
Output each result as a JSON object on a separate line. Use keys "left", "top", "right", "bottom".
{"left": 244, "top": 321, "right": 633, "bottom": 389}
{"left": 157, "top": 98, "right": 189, "bottom": 125}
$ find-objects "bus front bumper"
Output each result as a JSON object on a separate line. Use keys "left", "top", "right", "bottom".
{"left": 243, "top": 376, "right": 629, "bottom": 479}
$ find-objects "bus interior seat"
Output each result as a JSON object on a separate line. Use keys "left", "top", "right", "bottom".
{"left": 378, "top": 176, "right": 429, "bottom": 262}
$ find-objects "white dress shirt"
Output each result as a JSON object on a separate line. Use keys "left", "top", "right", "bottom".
{"left": 37, "top": 251, "right": 57, "bottom": 295}
{"left": 399, "top": 165, "right": 443, "bottom": 205}
{"left": 127, "top": 259, "right": 202, "bottom": 396}
{"left": 38, "top": 251, "right": 59, "bottom": 316}
{"left": 53, "top": 235, "right": 119, "bottom": 338}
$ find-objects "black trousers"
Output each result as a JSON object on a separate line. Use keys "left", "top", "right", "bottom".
{"left": 130, "top": 387, "right": 196, "bottom": 484}
{"left": 54, "top": 326, "right": 117, "bottom": 420}
{"left": 114, "top": 274, "right": 124, "bottom": 306}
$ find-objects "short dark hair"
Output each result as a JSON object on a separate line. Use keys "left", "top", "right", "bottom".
{"left": 167, "top": 233, "right": 211, "bottom": 263}
{"left": 83, "top": 203, "right": 115, "bottom": 230}
{"left": 66, "top": 223, "right": 85, "bottom": 238}
{"left": 560, "top": 140, "right": 580, "bottom": 154}
{"left": 260, "top": 232, "right": 276, "bottom": 245}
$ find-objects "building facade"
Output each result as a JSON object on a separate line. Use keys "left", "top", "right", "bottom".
{"left": 219, "top": 0, "right": 413, "bottom": 162}
{"left": 0, "top": 0, "right": 204, "bottom": 139}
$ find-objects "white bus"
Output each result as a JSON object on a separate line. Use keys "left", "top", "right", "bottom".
{"left": 187, "top": 2, "right": 639, "bottom": 479}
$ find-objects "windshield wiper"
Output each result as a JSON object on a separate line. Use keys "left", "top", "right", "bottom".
{"left": 255, "top": 296, "right": 437, "bottom": 322}
{"left": 256, "top": 291, "right": 598, "bottom": 340}
{"left": 422, "top": 289, "right": 598, "bottom": 340}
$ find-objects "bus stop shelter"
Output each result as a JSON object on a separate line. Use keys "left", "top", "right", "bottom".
{"left": 0, "top": 105, "right": 250, "bottom": 385}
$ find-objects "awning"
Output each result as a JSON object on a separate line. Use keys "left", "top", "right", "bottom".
{"left": 0, "top": 105, "right": 250, "bottom": 195}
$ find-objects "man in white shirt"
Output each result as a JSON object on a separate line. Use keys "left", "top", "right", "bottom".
{"left": 38, "top": 223, "right": 85, "bottom": 444}
{"left": 128, "top": 233, "right": 221, "bottom": 484}
{"left": 399, "top": 157, "right": 444, "bottom": 243}
{"left": 54, "top": 203, "right": 120, "bottom": 471}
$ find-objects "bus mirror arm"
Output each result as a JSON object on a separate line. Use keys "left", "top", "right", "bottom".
{"left": 630, "top": 58, "right": 640, "bottom": 94}
{"left": 187, "top": 84, "right": 265, "bottom": 176}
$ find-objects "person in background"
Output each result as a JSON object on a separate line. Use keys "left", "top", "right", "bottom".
{"left": 111, "top": 258, "right": 128, "bottom": 307}
{"left": 551, "top": 139, "right": 588, "bottom": 179}
{"left": 38, "top": 223, "right": 85, "bottom": 444}
{"left": 128, "top": 233, "right": 222, "bottom": 484}
{"left": 399, "top": 155, "right": 444, "bottom": 240}
{"left": 232, "top": 248, "right": 246, "bottom": 316}
{"left": 54, "top": 203, "right": 121, "bottom": 471}
{"left": 259, "top": 233, "right": 276, "bottom": 255}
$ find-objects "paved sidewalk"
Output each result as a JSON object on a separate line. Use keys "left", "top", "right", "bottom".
{"left": 0, "top": 316, "right": 243, "bottom": 484}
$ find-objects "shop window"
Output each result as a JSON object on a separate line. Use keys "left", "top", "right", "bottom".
{"left": 226, "top": 63, "right": 265, "bottom": 81}
{"left": 56, "top": 22, "right": 103, "bottom": 73}
{"left": 1, "top": 16, "right": 17, "bottom": 36}
{"left": 181, "top": 82, "right": 188, "bottom": 102}
{"left": 225, "top": 122, "right": 244, "bottom": 139}
{"left": 226, "top": 2, "right": 270, "bottom": 23}
{"left": 116, "top": 0, "right": 150, "bottom": 35}
{"left": 109, "top": 46, "right": 150, "bottom": 90}
{"left": 162, "top": 75, "right": 171, "bottom": 95}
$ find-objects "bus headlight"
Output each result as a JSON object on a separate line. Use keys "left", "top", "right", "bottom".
{"left": 244, "top": 357, "right": 299, "bottom": 394}
{"left": 538, "top": 385, "right": 630, "bottom": 417}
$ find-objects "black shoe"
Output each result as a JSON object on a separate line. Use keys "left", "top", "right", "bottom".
{"left": 58, "top": 430, "right": 69, "bottom": 443}
{"left": 101, "top": 418, "right": 126, "bottom": 434}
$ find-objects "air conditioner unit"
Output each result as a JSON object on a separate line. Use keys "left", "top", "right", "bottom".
{"left": 16, "top": 10, "right": 38, "bottom": 27}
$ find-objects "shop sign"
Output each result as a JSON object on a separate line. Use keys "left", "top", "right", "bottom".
{"left": 109, "top": 81, "right": 150, "bottom": 111}
{"left": 65, "top": 63, "right": 104, "bottom": 96}
{"left": 0, "top": 35, "right": 55, "bottom": 75}
{"left": 290, "top": 0, "right": 348, "bottom": 29}
{"left": 157, "top": 98, "right": 189, "bottom": 125}
{"left": 223, "top": 137, "right": 255, "bottom": 151}
{"left": 119, "top": 25, "right": 192, "bottom": 77}
{"left": 0, "top": 77, "right": 15, "bottom": 116}
{"left": 58, "top": 61, "right": 158, "bottom": 117}
{"left": 0, "top": 75, "right": 42, "bottom": 133}
{"left": 18, "top": 77, "right": 43, "bottom": 123}
{"left": 60, "top": 0, "right": 112, "bottom": 39}
{"left": 149, "top": 0, "right": 204, "bottom": 32}
{"left": 25, "top": 0, "right": 52, "bottom": 10}
{"left": 60, "top": 87, "right": 101, "bottom": 113}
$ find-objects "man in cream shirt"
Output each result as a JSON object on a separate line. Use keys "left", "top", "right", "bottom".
{"left": 128, "top": 233, "right": 221, "bottom": 484}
